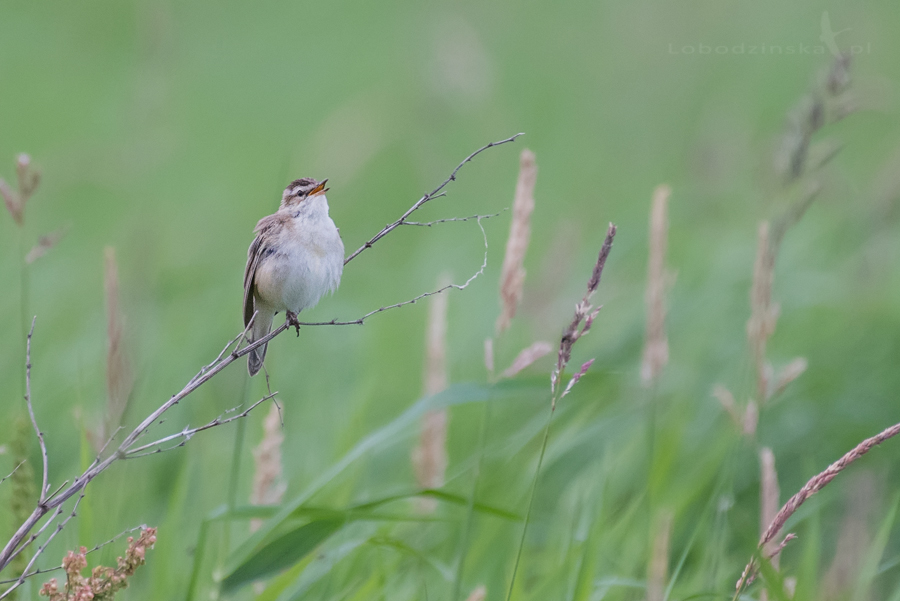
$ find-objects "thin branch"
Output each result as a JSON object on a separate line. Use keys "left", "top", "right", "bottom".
{"left": 0, "top": 494, "right": 85, "bottom": 600}
{"left": 343, "top": 133, "right": 523, "bottom": 265}
{"left": 24, "top": 318, "right": 49, "bottom": 503}
{"left": 401, "top": 211, "right": 504, "bottom": 227}
{"left": 0, "top": 462, "right": 24, "bottom": 487}
{"left": 43, "top": 481, "right": 69, "bottom": 505}
{"left": 3, "top": 500, "right": 66, "bottom": 571}
{"left": 125, "top": 393, "right": 278, "bottom": 457}
{"left": 0, "top": 135, "right": 520, "bottom": 576}
{"left": 189, "top": 312, "right": 257, "bottom": 387}
{"left": 90, "top": 426, "right": 124, "bottom": 468}
{"left": 0, "top": 524, "right": 145, "bottom": 585}
{"left": 297, "top": 216, "right": 489, "bottom": 328}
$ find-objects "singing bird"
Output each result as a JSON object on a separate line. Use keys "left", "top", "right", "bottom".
{"left": 243, "top": 178, "right": 344, "bottom": 375}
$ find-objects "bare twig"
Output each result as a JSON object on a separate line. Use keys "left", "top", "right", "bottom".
{"left": 0, "top": 462, "right": 24, "bottom": 487}
{"left": 0, "top": 524, "right": 145, "bottom": 585}
{"left": 0, "top": 493, "right": 85, "bottom": 600}
{"left": 401, "top": 210, "right": 503, "bottom": 227}
{"left": 188, "top": 312, "right": 257, "bottom": 387}
{"left": 2, "top": 501, "right": 65, "bottom": 573}
{"left": 125, "top": 393, "right": 278, "bottom": 458}
{"left": 292, "top": 216, "right": 489, "bottom": 329}
{"left": 343, "top": 133, "right": 523, "bottom": 265}
{"left": 43, "top": 481, "right": 70, "bottom": 506}
{"left": 24, "top": 318, "right": 49, "bottom": 502}
{"left": 735, "top": 420, "right": 900, "bottom": 594}
{"left": 0, "top": 136, "right": 518, "bottom": 578}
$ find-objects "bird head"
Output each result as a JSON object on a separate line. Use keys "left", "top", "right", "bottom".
{"left": 281, "top": 177, "right": 329, "bottom": 209}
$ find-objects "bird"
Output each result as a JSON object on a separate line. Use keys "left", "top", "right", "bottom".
{"left": 243, "top": 177, "right": 344, "bottom": 375}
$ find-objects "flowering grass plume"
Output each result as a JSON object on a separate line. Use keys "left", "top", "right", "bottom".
{"left": 412, "top": 275, "right": 450, "bottom": 510}
{"left": 501, "top": 341, "right": 552, "bottom": 379}
{"left": 736, "top": 420, "right": 900, "bottom": 594}
{"left": 250, "top": 403, "right": 286, "bottom": 532}
{"left": 39, "top": 527, "right": 156, "bottom": 601}
{"left": 0, "top": 154, "right": 40, "bottom": 227}
{"left": 507, "top": 223, "right": 616, "bottom": 601}
{"left": 100, "top": 247, "right": 132, "bottom": 450}
{"left": 646, "top": 511, "right": 673, "bottom": 601}
{"left": 747, "top": 221, "right": 778, "bottom": 400}
{"left": 775, "top": 54, "right": 853, "bottom": 182}
{"left": 641, "top": 184, "right": 671, "bottom": 387}
{"left": 496, "top": 148, "right": 537, "bottom": 334}
{"left": 25, "top": 227, "right": 68, "bottom": 264}
{"left": 551, "top": 223, "right": 617, "bottom": 400}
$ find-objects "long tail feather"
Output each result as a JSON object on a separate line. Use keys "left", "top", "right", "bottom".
{"left": 248, "top": 310, "right": 274, "bottom": 376}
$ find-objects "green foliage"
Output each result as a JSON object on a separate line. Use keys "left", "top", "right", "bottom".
{"left": 2, "top": 1, "right": 900, "bottom": 600}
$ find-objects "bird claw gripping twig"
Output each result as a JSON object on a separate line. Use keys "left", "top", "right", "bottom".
{"left": 285, "top": 311, "right": 301, "bottom": 336}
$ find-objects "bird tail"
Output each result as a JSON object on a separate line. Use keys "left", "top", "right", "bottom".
{"left": 247, "top": 310, "right": 274, "bottom": 376}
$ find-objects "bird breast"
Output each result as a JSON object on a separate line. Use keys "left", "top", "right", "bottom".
{"left": 255, "top": 202, "right": 344, "bottom": 313}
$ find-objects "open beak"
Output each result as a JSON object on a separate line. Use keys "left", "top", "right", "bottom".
{"left": 311, "top": 179, "right": 329, "bottom": 196}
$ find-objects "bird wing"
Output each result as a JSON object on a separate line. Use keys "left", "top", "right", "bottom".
{"left": 243, "top": 214, "right": 280, "bottom": 328}
{"left": 243, "top": 235, "right": 263, "bottom": 328}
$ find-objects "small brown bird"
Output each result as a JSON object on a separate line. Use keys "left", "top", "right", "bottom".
{"left": 243, "top": 178, "right": 344, "bottom": 375}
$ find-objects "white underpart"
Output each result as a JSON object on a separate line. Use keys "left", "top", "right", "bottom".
{"left": 257, "top": 194, "right": 344, "bottom": 313}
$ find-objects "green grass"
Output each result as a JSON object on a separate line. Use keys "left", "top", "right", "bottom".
{"left": 2, "top": 0, "right": 900, "bottom": 599}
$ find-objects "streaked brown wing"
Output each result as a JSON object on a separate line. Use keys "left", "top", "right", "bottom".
{"left": 243, "top": 233, "right": 264, "bottom": 328}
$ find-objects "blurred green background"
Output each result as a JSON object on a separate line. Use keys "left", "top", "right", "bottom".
{"left": 2, "top": 0, "right": 900, "bottom": 599}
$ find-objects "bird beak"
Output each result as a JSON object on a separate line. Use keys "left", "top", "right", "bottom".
{"left": 311, "top": 180, "right": 328, "bottom": 196}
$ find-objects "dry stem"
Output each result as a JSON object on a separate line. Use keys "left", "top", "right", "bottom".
{"left": 0, "top": 462, "right": 24, "bottom": 487}
{"left": 344, "top": 133, "right": 522, "bottom": 264}
{"left": 646, "top": 511, "right": 673, "bottom": 601}
{"left": 24, "top": 318, "right": 49, "bottom": 503}
{"left": 758, "top": 446, "right": 781, "bottom": 588}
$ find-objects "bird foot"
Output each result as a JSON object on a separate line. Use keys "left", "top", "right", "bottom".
{"left": 286, "top": 311, "right": 301, "bottom": 336}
